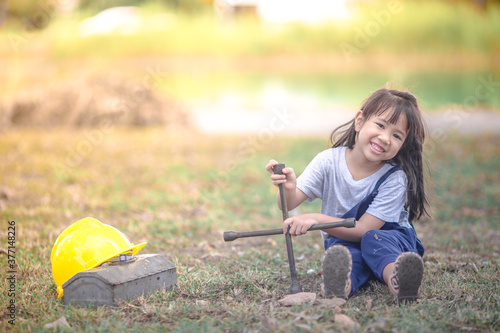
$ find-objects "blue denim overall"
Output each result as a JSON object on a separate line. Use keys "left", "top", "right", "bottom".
{"left": 323, "top": 166, "right": 425, "bottom": 297}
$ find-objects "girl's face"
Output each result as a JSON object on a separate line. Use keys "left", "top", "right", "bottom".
{"left": 354, "top": 109, "right": 407, "bottom": 164}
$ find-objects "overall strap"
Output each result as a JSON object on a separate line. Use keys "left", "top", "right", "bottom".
{"left": 341, "top": 166, "right": 402, "bottom": 220}
{"left": 371, "top": 165, "right": 402, "bottom": 198}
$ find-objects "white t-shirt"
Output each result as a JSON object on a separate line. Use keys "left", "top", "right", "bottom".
{"left": 296, "top": 147, "right": 411, "bottom": 239}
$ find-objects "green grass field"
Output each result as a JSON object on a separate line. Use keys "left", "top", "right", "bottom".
{"left": 1, "top": 128, "right": 498, "bottom": 332}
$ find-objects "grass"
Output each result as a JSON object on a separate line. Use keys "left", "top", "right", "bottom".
{"left": 0, "top": 128, "right": 499, "bottom": 332}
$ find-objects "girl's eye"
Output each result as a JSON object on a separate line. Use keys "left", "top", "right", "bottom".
{"left": 376, "top": 123, "right": 384, "bottom": 129}
{"left": 393, "top": 134, "right": 401, "bottom": 140}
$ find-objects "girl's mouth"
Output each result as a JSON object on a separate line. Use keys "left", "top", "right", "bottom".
{"left": 370, "top": 142, "right": 385, "bottom": 154}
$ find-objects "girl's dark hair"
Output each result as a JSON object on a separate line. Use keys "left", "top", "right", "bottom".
{"left": 330, "top": 88, "right": 430, "bottom": 222}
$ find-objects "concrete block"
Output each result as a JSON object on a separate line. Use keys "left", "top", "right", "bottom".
{"left": 63, "top": 254, "right": 176, "bottom": 307}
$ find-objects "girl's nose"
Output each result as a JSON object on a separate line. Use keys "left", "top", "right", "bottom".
{"left": 379, "top": 132, "right": 390, "bottom": 145}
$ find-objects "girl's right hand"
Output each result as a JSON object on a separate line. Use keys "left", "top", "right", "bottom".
{"left": 265, "top": 159, "right": 297, "bottom": 191}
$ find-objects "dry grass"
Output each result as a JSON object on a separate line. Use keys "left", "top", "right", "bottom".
{"left": 0, "top": 129, "right": 499, "bottom": 332}
{"left": 0, "top": 73, "right": 190, "bottom": 129}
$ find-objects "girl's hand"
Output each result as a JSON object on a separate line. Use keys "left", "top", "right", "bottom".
{"left": 283, "top": 214, "right": 318, "bottom": 236}
{"left": 265, "top": 159, "right": 297, "bottom": 191}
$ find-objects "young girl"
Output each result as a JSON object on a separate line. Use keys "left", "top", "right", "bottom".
{"left": 265, "top": 88, "right": 429, "bottom": 304}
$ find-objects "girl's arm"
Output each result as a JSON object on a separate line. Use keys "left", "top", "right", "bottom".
{"left": 265, "top": 160, "right": 308, "bottom": 211}
{"left": 277, "top": 187, "right": 308, "bottom": 212}
{"left": 283, "top": 212, "right": 385, "bottom": 242}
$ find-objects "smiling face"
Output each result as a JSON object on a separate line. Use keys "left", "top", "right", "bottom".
{"left": 353, "top": 109, "right": 408, "bottom": 165}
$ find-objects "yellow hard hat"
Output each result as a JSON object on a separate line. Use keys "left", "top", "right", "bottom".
{"left": 50, "top": 217, "right": 147, "bottom": 298}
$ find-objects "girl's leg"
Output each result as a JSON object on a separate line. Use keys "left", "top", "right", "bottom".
{"left": 324, "top": 238, "right": 376, "bottom": 298}
{"left": 361, "top": 228, "right": 424, "bottom": 304}
{"left": 388, "top": 251, "right": 424, "bottom": 304}
{"left": 322, "top": 245, "right": 351, "bottom": 298}
{"left": 360, "top": 227, "right": 421, "bottom": 281}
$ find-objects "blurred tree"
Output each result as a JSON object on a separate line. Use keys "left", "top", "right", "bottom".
{"left": 472, "top": 0, "right": 487, "bottom": 8}
{"left": 77, "top": 0, "right": 212, "bottom": 14}
{"left": 440, "top": 0, "right": 500, "bottom": 9}
{"left": 3, "top": 0, "right": 57, "bottom": 29}
{"left": 474, "top": 0, "right": 500, "bottom": 9}
{"left": 78, "top": 0, "right": 147, "bottom": 12}
{"left": 0, "top": 1, "right": 7, "bottom": 26}
{"left": 0, "top": 0, "right": 214, "bottom": 30}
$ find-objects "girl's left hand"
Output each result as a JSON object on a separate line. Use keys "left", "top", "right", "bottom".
{"left": 283, "top": 214, "right": 318, "bottom": 236}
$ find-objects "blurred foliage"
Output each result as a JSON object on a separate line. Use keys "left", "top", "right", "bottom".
{"left": 2, "top": 0, "right": 499, "bottom": 34}
{"left": 36, "top": 0, "right": 498, "bottom": 57}
{"left": 2, "top": 0, "right": 57, "bottom": 29}
{"left": 1, "top": 0, "right": 499, "bottom": 112}
{"left": 0, "top": 0, "right": 213, "bottom": 28}
{"left": 77, "top": 0, "right": 213, "bottom": 14}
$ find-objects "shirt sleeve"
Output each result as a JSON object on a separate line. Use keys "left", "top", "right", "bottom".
{"left": 296, "top": 150, "right": 329, "bottom": 202}
{"left": 365, "top": 170, "right": 407, "bottom": 223}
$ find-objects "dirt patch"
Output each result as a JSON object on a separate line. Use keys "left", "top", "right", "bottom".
{"left": 0, "top": 74, "right": 191, "bottom": 129}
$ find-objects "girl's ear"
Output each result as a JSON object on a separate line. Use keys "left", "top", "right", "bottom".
{"left": 354, "top": 110, "right": 364, "bottom": 132}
